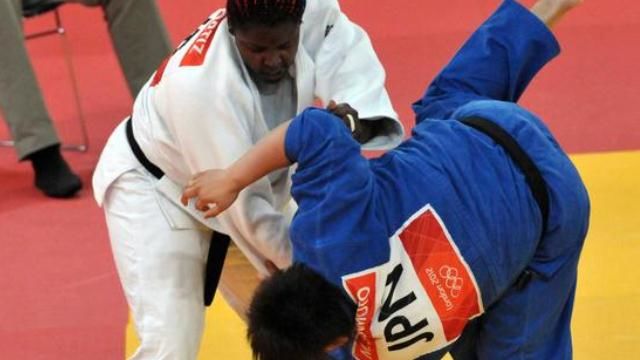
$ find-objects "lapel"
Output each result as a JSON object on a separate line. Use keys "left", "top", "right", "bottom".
{"left": 294, "top": 45, "right": 316, "bottom": 113}
{"left": 227, "top": 26, "right": 317, "bottom": 141}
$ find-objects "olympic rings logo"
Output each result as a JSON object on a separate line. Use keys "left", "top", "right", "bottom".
{"left": 439, "top": 265, "right": 463, "bottom": 298}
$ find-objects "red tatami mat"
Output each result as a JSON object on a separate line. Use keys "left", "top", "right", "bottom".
{"left": 0, "top": 1, "right": 638, "bottom": 358}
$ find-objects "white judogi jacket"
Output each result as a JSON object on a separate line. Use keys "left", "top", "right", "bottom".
{"left": 93, "top": 0, "right": 403, "bottom": 274}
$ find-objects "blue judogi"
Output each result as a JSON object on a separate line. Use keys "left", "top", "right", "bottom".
{"left": 284, "top": 1, "right": 589, "bottom": 359}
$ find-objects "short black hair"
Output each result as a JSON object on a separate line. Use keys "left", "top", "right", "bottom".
{"left": 227, "top": 0, "right": 306, "bottom": 29}
{"left": 247, "top": 263, "right": 357, "bottom": 360}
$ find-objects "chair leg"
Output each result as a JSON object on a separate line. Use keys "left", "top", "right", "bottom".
{"left": 0, "top": 139, "right": 17, "bottom": 148}
{"left": 57, "top": 9, "right": 88, "bottom": 152}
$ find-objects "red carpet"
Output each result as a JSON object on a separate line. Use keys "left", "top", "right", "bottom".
{"left": 0, "top": 1, "right": 637, "bottom": 358}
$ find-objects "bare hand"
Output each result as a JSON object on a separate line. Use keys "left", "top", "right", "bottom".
{"left": 181, "top": 169, "right": 240, "bottom": 218}
{"left": 326, "top": 100, "right": 372, "bottom": 144}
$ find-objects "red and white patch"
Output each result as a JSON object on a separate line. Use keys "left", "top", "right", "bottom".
{"left": 342, "top": 205, "right": 483, "bottom": 360}
{"left": 180, "top": 9, "right": 226, "bottom": 67}
{"left": 150, "top": 57, "right": 170, "bottom": 87}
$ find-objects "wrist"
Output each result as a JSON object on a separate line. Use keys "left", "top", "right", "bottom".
{"left": 531, "top": 0, "right": 581, "bottom": 28}
{"left": 355, "top": 120, "right": 375, "bottom": 144}
{"left": 226, "top": 166, "right": 247, "bottom": 193}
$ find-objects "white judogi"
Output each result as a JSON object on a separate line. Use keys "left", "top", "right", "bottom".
{"left": 92, "top": 1, "right": 403, "bottom": 358}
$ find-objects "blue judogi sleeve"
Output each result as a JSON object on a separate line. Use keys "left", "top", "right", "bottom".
{"left": 285, "top": 108, "right": 384, "bottom": 285}
{"left": 412, "top": 0, "right": 560, "bottom": 122}
{"left": 284, "top": 108, "right": 371, "bottom": 204}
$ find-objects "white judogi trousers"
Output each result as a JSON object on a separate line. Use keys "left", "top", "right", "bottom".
{"left": 104, "top": 165, "right": 211, "bottom": 360}
{"left": 100, "top": 124, "right": 257, "bottom": 359}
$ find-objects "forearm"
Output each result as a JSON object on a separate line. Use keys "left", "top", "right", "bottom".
{"left": 530, "top": 0, "right": 582, "bottom": 29}
{"left": 227, "top": 120, "right": 293, "bottom": 191}
{"left": 413, "top": 0, "right": 561, "bottom": 121}
{"left": 358, "top": 117, "right": 396, "bottom": 145}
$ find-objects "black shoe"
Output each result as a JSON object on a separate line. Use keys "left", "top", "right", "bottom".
{"left": 27, "top": 145, "right": 83, "bottom": 198}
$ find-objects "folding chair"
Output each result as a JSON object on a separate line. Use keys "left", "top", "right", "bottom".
{"left": 0, "top": 0, "right": 89, "bottom": 152}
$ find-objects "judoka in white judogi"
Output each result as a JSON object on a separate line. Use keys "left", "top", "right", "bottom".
{"left": 92, "top": 1, "right": 403, "bottom": 358}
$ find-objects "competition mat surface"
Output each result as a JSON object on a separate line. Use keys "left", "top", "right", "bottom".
{"left": 1, "top": 1, "right": 638, "bottom": 358}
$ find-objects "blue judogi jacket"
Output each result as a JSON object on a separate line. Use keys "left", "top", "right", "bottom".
{"left": 284, "top": 1, "right": 589, "bottom": 359}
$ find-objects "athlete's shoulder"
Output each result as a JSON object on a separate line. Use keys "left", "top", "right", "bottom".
{"left": 175, "top": 8, "right": 229, "bottom": 68}
{"left": 304, "top": 0, "right": 340, "bottom": 13}
{"left": 149, "top": 8, "right": 235, "bottom": 89}
{"left": 452, "top": 99, "right": 531, "bottom": 123}
{"left": 302, "top": 0, "right": 341, "bottom": 25}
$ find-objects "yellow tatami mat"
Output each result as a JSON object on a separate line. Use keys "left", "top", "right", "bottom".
{"left": 571, "top": 151, "right": 640, "bottom": 359}
{"left": 125, "top": 295, "right": 252, "bottom": 359}
{"left": 126, "top": 150, "right": 640, "bottom": 359}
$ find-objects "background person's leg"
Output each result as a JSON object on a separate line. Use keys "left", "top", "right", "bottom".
{"left": 104, "top": 168, "right": 209, "bottom": 360}
{"left": 77, "top": 0, "right": 172, "bottom": 96}
{"left": 0, "top": 0, "right": 82, "bottom": 197}
{"left": 0, "top": 0, "right": 60, "bottom": 158}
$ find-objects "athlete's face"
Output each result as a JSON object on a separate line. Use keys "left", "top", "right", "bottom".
{"left": 233, "top": 21, "right": 300, "bottom": 84}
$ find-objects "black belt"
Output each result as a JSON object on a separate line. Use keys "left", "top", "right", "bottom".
{"left": 461, "top": 117, "right": 548, "bottom": 290}
{"left": 125, "top": 118, "right": 230, "bottom": 307}
{"left": 460, "top": 117, "right": 549, "bottom": 234}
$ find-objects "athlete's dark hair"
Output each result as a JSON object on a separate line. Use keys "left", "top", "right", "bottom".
{"left": 227, "top": 0, "right": 306, "bottom": 29}
{"left": 247, "top": 263, "right": 357, "bottom": 360}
